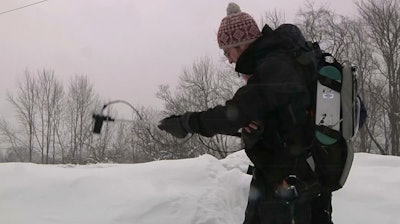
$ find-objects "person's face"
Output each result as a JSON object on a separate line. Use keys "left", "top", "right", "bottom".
{"left": 223, "top": 45, "right": 252, "bottom": 81}
{"left": 223, "top": 45, "right": 247, "bottom": 64}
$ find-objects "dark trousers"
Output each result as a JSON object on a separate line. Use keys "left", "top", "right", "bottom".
{"left": 243, "top": 171, "right": 333, "bottom": 224}
{"left": 310, "top": 192, "right": 333, "bottom": 224}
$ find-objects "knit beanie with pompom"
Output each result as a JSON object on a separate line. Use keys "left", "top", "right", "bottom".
{"left": 217, "top": 2, "right": 261, "bottom": 49}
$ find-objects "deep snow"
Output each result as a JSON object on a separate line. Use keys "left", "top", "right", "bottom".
{"left": 0, "top": 151, "right": 399, "bottom": 224}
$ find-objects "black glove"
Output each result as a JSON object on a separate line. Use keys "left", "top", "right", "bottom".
{"left": 158, "top": 113, "right": 193, "bottom": 138}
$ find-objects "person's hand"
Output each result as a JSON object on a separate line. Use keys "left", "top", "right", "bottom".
{"left": 244, "top": 121, "right": 261, "bottom": 133}
{"left": 242, "top": 121, "right": 263, "bottom": 149}
{"left": 158, "top": 113, "right": 192, "bottom": 138}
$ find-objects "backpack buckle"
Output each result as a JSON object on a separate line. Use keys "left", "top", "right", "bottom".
{"left": 274, "top": 175, "right": 299, "bottom": 202}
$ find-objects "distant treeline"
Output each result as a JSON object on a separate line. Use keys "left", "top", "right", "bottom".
{"left": 1, "top": 0, "right": 399, "bottom": 163}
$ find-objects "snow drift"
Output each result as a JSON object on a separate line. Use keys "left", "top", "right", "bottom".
{"left": 0, "top": 151, "right": 398, "bottom": 224}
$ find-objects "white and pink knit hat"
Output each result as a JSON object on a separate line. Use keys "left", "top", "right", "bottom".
{"left": 217, "top": 3, "right": 262, "bottom": 49}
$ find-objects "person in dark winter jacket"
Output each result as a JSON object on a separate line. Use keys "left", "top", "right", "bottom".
{"left": 158, "top": 3, "right": 334, "bottom": 224}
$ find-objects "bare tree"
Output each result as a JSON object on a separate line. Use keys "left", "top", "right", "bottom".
{"left": 261, "top": 9, "right": 286, "bottom": 29}
{"left": 88, "top": 118, "right": 114, "bottom": 163}
{"left": 6, "top": 71, "right": 37, "bottom": 161}
{"left": 2, "top": 69, "right": 64, "bottom": 163}
{"left": 296, "top": 2, "right": 330, "bottom": 43}
{"left": 157, "top": 56, "right": 243, "bottom": 159}
{"left": 342, "top": 19, "right": 379, "bottom": 153}
{"left": 297, "top": 2, "right": 353, "bottom": 59}
{"left": 130, "top": 107, "right": 180, "bottom": 161}
{"left": 109, "top": 122, "right": 132, "bottom": 163}
{"left": 1, "top": 71, "right": 124, "bottom": 163}
{"left": 0, "top": 118, "right": 27, "bottom": 161}
{"left": 65, "top": 75, "right": 99, "bottom": 163}
{"left": 357, "top": 0, "right": 400, "bottom": 155}
{"left": 35, "top": 70, "right": 64, "bottom": 163}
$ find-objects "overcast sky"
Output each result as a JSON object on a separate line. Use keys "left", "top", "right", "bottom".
{"left": 0, "top": 0, "right": 358, "bottom": 121}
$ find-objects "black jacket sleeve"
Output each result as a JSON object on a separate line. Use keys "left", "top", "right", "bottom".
{"left": 186, "top": 53, "right": 308, "bottom": 138}
{"left": 187, "top": 84, "right": 267, "bottom": 137}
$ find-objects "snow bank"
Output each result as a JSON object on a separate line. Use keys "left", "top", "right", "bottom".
{"left": 0, "top": 153, "right": 251, "bottom": 224}
{"left": 0, "top": 151, "right": 399, "bottom": 224}
{"left": 334, "top": 153, "right": 400, "bottom": 224}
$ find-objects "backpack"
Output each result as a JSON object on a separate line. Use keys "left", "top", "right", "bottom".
{"left": 274, "top": 24, "right": 364, "bottom": 192}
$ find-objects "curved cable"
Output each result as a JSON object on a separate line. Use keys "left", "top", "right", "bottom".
{"left": 97, "top": 99, "right": 194, "bottom": 148}
{"left": 100, "top": 100, "right": 143, "bottom": 120}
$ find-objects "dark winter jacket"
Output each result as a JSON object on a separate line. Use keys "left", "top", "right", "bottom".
{"left": 187, "top": 25, "right": 315, "bottom": 185}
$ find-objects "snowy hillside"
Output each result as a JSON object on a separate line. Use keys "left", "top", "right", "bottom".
{"left": 0, "top": 151, "right": 399, "bottom": 224}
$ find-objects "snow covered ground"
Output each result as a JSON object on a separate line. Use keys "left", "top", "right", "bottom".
{"left": 0, "top": 151, "right": 398, "bottom": 224}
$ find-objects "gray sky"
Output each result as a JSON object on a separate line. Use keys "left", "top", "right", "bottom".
{"left": 0, "top": 0, "right": 358, "bottom": 121}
